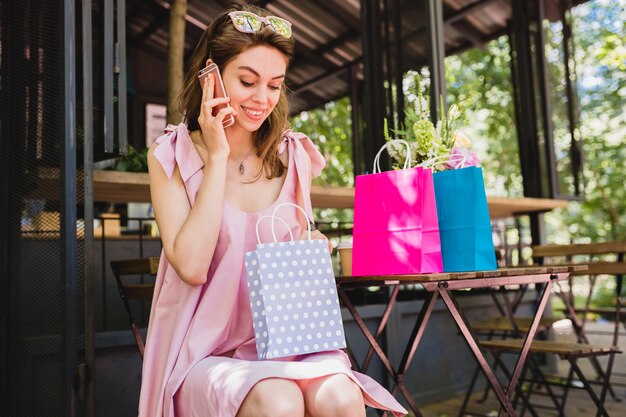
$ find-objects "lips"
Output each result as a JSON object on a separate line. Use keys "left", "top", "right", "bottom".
{"left": 240, "top": 105, "right": 266, "bottom": 121}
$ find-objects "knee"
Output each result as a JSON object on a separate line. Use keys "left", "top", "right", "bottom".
{"left": 307, "top": 375, "right": 365, "bottom": 417}
{"left": 267, "top": 395, "right": 305, "bottom": 417}
{"left": 239, "top": 379, "right": 304, "bottom": 417}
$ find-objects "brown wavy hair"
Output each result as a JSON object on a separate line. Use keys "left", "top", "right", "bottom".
{"left": 178, "top": 4, "right": 295, "bottom": 180}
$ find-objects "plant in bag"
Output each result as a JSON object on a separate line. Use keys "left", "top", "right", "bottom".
{"left": 384, "top": 74, "right": 479, "bottom": 171}
{"left": 381, "top": 74, "right": 497, "bottom": 272}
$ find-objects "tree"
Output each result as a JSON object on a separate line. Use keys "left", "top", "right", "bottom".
{"left": 167, "top": 0, "right": 187, "bottom": 125}
{"left": 445, "top": 36, "right": 523, "bottom": 197}
{"left": 291, "top": 98, "right": 354, "bottom": 225}
{"left": 553, "top": 0, "right": 626, "bottom": 242}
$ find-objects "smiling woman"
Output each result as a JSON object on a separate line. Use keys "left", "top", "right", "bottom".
{"left": 141, "top": 3, "right": 407, "bottom": 417}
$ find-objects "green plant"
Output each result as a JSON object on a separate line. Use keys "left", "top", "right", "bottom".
{"left": 385, "top": 74, "right": 468, "bottom": 170}
{"left": 108, "top": 146, "right": 149, "bottom": 173}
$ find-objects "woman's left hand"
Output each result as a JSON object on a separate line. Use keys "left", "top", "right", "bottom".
{"left": 298, "top": 229, "right": 334, "bottom": 254}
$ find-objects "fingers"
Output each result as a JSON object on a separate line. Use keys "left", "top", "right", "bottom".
{"left": 201, "top": 97, "right": 230, "bottom": 117}
{"left": 200, "top": 74, "right": 209, "bottom": 105}
{"left": 311, "top": 230, "right": 334, "bottom": 253}
{"left": 213, "top": 104, "right": 237, "bottom": 124}
{"left": 202, "top": 73, "right": 215, "bottom": 102}
{"left": 295, "top": 229, "right": 334, "bottom": 253}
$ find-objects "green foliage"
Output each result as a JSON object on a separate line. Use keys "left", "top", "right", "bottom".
{"left": 386, "top": 73, "right": 464, "bottom": 169}
{"left": 445, "top": 36, "right": 523, "bottom": 196}
{"left": 108, "top": 146, "right": 149, "bottom": 173}
{"left": 546, "top": 0, "right": 626, "bottom": 243}
{"left": 289, "top": 0, "right": 625, "bottom": 246}
{"left": 291, "top": 98, "right": 354, "bottom": 224}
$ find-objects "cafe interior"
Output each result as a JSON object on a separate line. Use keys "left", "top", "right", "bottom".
{"left": 1, "top": 0, "right": 624, "bottom": 416}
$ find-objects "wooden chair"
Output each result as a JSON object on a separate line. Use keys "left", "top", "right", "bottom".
{"left": 109, "top": 257, "right": 159, "bottom": 359}
{"left": 532, "top": 242, "right": 626, "bottom": 341}
{"left": 470, "top": 242, "right": 625, "bottom": 415}
{"left": 480, "top": 339, "right": 620, "bottom": 416}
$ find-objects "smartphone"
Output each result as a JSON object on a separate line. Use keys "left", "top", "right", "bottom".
{"left": 198, "top": 63, "right": 235, "bottom": 128}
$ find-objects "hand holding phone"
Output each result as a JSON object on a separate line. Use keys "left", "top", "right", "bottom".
{"left": 198, "top": 63, "right": 235, "bottom": 128}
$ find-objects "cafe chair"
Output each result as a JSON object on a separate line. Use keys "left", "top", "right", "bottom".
{"left": 109, "top": 257, "right": 159, "bottom": 359}
{"left": 467, "top": 242, "right": 625, "bottom": 415}
{"left": 481, "top": 339, "right": 621, "bottom": 417}
{"left": 532, "top": 242, "right": 626, "bottom": 341}
{"left": 458, "top": 288, "right": 562, "bottom": 416}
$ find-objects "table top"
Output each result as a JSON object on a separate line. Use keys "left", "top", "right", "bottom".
{"left": 29, "top": 168, "right": 569, "bottom": 218}
{"left": 336, "top": 265, "right": 588, "bottom": 286}
{"left": 89, "top": 170, "right": 568, "bottom": 218}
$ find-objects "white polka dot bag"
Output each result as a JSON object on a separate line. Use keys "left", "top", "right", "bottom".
{"left": 244, "top": 203, "right": 347, "bottom": 360}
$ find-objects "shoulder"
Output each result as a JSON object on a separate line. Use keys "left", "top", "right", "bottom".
{"left": 149, "top": 123, "right": 205, "bottom": 182}
{"left": 281, "top": 130, "right": 325, "bottom": 177}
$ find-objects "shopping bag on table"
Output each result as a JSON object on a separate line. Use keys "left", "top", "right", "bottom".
{"left": 432, "top": 165, "right": 497, "bottom": 272}
{"left": 244, "top": 203, "right": 346, "bottom": 360}
{"left": 352, "top": 140, "right": 443, "bottom": 276}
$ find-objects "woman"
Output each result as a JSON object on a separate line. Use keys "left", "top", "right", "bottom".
{"left": 140, "top": 4, "right": 407, "bottom": 417}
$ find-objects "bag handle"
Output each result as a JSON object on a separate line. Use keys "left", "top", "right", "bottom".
{"left": 420, "top": 153, "right": 468, "bottom": 169}
{"left": 271, "top": 202, "right": 312, "bottom": 242}
{"left": 255, "top": 215, "right": 294, "bottom": 244}
{"left": 373, "top": 140, "right": 411, "bottom": 173}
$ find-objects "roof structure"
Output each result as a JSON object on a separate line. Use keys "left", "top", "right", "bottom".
{"left": 126, "top": 0, "right": 584, "bottom": 115}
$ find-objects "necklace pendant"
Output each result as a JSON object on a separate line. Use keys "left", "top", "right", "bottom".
{"left": 239, "top": 161, "right": 245, "bottom": 175}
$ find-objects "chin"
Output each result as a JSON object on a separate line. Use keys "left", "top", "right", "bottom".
{"left": 236, "top": 117, "right": 268, "bottom": 133}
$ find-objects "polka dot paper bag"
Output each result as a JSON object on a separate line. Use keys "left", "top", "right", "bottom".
{"left": 244, "top": 204, "right": 347, "bottom": 360}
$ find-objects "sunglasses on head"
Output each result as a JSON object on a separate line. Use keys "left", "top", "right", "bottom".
{"left": 228, "top": 11, "right": 293, "bottom": 39}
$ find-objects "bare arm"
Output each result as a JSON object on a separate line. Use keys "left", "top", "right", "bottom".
{"left": 149, "top": 71, "right": 236, "bottom": 286}
{"left": 149, "top": 148, "right": 227, "bottom": 286}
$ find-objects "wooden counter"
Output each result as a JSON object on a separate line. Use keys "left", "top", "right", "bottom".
{"left": 92, "top": 170, "right": 568, "bottom": 218}
{"left": 30, "top": 169, "right": 568, "bottom": 219}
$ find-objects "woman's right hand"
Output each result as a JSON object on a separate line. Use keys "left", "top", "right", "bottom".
{"left": 197, "top": 72, "right": 237, "bottom": 160}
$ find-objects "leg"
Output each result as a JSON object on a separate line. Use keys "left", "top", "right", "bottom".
{"left": 236, "top": 378, "right": 305, "bottom": 417}
{"left": 299, "top": 374, "right": 366, "bottom": 417}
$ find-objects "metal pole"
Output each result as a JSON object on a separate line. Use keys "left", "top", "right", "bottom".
{"left": 116, "top": 0, "right": 128, "bottom": 154}
{"left": 82, "top": 0, "right": 95, "bottom": 414}
{"left": 427, "top": 0, "right": 447, "bottom": 122}
{"left": 360, "top": 0, "right": 386, "bottom": 170}
{"left": 63, "top": 0, "right": 77, "bottom": 415}
{"left": 349, "top": 64, "right": 363, "bottom": 176}
{"left": 103, "top": 0, "right": 114, "bottom": 152}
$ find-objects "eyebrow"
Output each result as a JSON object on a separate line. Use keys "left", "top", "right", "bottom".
{"left": 238, "top": 65, "right": 285, "bottom": 80}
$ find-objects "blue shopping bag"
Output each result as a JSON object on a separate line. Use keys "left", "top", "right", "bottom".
{"left": 433, "top": 166, "right": 497, "bottom": 272}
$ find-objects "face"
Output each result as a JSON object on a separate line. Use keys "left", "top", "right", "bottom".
{"left": 221, "top": 45, "right": 288, "bottom": 133}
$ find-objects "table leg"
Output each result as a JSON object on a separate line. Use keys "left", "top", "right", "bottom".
{"left": 436, "top": 288, "right": 518, "bottom": 417}
{"left": 338, "top": 285, "right": 428, "bottom": 417}
{"left": 495, "top": 276, "right": 557, "bottom": 417}
{"left": 362, "top": 286, "right": 401, "bottom": 372}
{"left": 389, "top": 292, "right": 439, "bottom": 414}
{"left": 338, "top": 285, "right": 397, "bottom": 380}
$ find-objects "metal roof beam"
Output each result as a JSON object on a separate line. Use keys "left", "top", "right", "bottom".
{"left": 294, "top": 0, "right": 504, "bottom": 94}
{"left": 130, "top": 8, "right": 170, "bottom": 46}
{"left": 292, "top": 64, "right": 350, "bottom": 95}
{"left": 446, "top": 0, "right": 501, "bottom": 25}
{"left": 314, "top": 29, "right": 359, "bottom": 55}
{"left": 316, "top": 0, "right": 361, "bottom": 30}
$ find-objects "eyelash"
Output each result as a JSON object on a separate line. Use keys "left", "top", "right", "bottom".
{"left": 240, "top": 80, "right": 281, "bottom": 91}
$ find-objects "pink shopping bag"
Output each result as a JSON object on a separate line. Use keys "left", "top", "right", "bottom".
{"left": 352, "top": 140, "right": 443, "bottom": 276}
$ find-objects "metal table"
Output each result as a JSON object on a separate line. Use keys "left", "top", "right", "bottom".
{"left": 336, "top": 265, "right": 588, "bottom": 417}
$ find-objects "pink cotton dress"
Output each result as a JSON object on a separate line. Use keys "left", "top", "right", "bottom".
{"left": 138, "top": 123, "right": 407, "bottom": 417}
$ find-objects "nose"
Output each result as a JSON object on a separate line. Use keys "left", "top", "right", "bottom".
{"left": 251, "top": 85, "right": 268, "bottom": 104}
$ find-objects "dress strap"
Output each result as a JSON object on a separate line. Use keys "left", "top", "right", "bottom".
{"left": 152, "top": 123, "right": 204, "bottom": 182}
{"left": 279, "top": 130, "right": 326, "bottom": 218}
